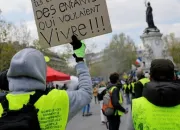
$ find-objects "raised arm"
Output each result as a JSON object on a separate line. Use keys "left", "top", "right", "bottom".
{"left": 66, "top": 35, "right": 92, "bottom": 121}
{"left": 67, "top": 61, "right": 92, "bottom": 121}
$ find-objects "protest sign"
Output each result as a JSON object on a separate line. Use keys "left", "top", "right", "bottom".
{"left": 31, "top": 0, "right": 112, "bottom": 48}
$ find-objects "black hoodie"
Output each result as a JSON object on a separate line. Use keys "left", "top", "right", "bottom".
{"left": 143, "top": 81, "right": 180, "bottom": 107}
{"left": 127, "top": 81, "right": 180, "bottom": 130}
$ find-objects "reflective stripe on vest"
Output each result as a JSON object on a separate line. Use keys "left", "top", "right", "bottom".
{"left": 131, "top": 83, "right": 135, "bottom": 93}
{"left": 132, "top": 97, "right": 180, "bottom": 130}
{"left": 110, "top": 86, "right": 124, "bottom": 116}
{"left": 139, "top": 78, "right": 150, "bottom": 86}
{"left": 128, "top": 84, "right": 131, "bottom": 89}
{"left": 123, "top": 84, "right": 127, "bottom": 93}
{"left": 0, "top": 89, "right": 69, "bottom": 130}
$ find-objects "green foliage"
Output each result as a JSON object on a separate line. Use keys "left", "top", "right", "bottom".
{"left": 0, "top": 42, "right": 17, "bottom": 71}
{"left": 164, "top": 33, "right": 180, "bottom": 67}
{"left": 88, "top": 33, "right": 137, "bottom": 77}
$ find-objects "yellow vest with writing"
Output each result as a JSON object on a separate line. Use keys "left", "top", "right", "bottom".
{"left": 132, "top": 97, "right": 180, "bottom": 130}
{"left": 0, "top": 89, "right": 69, "bottom": 130}
{"left": 110, "top": 87, "right": 124, "bottom": 116}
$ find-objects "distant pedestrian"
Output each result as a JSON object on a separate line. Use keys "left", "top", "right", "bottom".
{"left": 97, "top": 83, "right": 107, "bottom": 124}
{"left": 56, "top": 84, "right": 59, "bottom": 89}
{"left": 123, "top": 80, "right": 130, "bottom": 105}
{"left": 134, "top": 68, "right": 150, "bottom": 98}
{"left": 82, "top": 104, "right": 92, "bottom": 116}
{"left": 93, "top": 86, "right": 99, "bottom": 104}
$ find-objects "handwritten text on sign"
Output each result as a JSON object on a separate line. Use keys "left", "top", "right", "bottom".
{"left": 31, "top": 0, "right": 112, "bottom": 48}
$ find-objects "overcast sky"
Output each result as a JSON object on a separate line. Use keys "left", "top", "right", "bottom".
{"left": 0, "top": 0, "right": 180, "bottom": 53}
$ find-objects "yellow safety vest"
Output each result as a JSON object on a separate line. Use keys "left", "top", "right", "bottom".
{"left": 0, "top": 89, "right": 69, "bottom": 130}
{"left": 110, "top": 86, "right": 124, "bottom": 116}
{"left": 139, "top": 78, "right": 150, "bottom": 86}
{"left": 132, "top": 97, "right": 180, "bottom": 130}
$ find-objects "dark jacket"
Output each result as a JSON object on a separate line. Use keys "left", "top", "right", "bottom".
{"left": 134, "top": 76, "right": 145, "bottom": 98}
{"left": 98, "top": 84, "right": 126, "bottom": 113}
{"left": 0, "top": 70, "right": 9, "bottom": 91}
{"left": 128, "top": 81, "right": 180, "bottom": 130}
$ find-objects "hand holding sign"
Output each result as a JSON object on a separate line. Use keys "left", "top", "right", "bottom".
{"left": 70, "top": 35, "right": 86, "bottom": 62}
{"left": 31, "top": 0, "right": 112, "bottom": 48}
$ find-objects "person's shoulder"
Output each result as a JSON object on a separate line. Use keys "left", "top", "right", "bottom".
{"left": 0, "top": 92, "right": 7, "bottom": 102}
{"left": 135, "top": 81, "right": 143, "bottom": 86}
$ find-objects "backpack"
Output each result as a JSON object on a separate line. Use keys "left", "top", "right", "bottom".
{"left": 0, "top": 91, "right": 48, "bottom": 130}
{"left": 102, "top": 87, "right": 116, "bottom": 116}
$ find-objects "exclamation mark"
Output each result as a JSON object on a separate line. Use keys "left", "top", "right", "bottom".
{"left": 95, "top": 17, "right": 99, "bottom": 32}
{"left": 101, "top": 16, "right": 105, "bottom": 31}
{"left": 89, "top": 19, "right": 94, "bottom": 33}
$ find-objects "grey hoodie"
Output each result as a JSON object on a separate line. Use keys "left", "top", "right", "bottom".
{"left": 7, "top": 48, "right": 92, "bottom": 122}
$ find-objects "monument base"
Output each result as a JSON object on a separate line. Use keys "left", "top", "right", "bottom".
{"left": 140, "top": 29, "right": 172, "bottom": 71}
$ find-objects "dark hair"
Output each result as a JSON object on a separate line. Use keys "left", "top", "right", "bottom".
{"left": 147, "top": 2, "right": 150, "bottom": 6}
{"left": 109, "top": 73, "right": 119, "bottom": 84}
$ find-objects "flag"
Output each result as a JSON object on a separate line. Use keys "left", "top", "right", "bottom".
{"left": 135, "top": 57, "right": 142, "bottom": 65}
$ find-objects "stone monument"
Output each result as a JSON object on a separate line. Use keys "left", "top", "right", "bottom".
{"left": 140, "top": 1, "right": 170, "bottom": 71}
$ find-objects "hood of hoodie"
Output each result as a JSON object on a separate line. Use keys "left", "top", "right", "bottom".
{"left": 143, "top": 81, "right": 180, "bottom": 107}
{"left": 7, "top": 48, "right": 46, "bottom": 92}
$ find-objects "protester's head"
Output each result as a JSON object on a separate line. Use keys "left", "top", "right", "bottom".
{"left": 150, "top": 59, "right": 174, "bottom": 81}
{"left": 7, "top": 48, "right": 46, "bottom": 92}
{"left": 147, "top": 2, "right": 150, "bottom": 6}
{"left": 109, "top": 73, "right": 119, "bottom": 84}
{"left": 136, "top": 68, "right": 144, "bottom": 80}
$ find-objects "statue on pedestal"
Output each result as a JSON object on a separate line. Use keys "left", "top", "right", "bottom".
{"left": 144, "top": 1, "right": 160, "bottom": 33}
{"left": 140, "top": 1, "right": 176, "bottom": 70}
{"left": 146, "top": 2, "right": 155, "bottom": 28}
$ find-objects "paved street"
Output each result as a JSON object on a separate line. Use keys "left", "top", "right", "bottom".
{"left": 67, "top": 99, "right": 131, "bottom": 130}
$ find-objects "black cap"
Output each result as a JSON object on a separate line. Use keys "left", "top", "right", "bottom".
{"left": 150, "top": 59, "right": 174, "bottom": 81}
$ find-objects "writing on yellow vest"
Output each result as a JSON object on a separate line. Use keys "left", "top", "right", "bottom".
{"left": 0, "top": 89, "right": 69, "bottom": 130}
{"left": 139, "top": 78, "right": 150, "bottom": 86}
{"left": 132, "top": 97, "right": 180, "bottom": 130}
{"left": 110, "top": 86, "right": 124, "bottom": 116}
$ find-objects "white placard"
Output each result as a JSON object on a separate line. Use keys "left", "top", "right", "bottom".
{"left": 31, "top": 0, "right": 112, "bottom": 48}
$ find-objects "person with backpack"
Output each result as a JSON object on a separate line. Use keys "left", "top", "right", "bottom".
{"left": 0, "top": 35, "right": 92, "bottom": 130}
{"left": 102, "top": 73, "right": 128, "bottom": 130}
